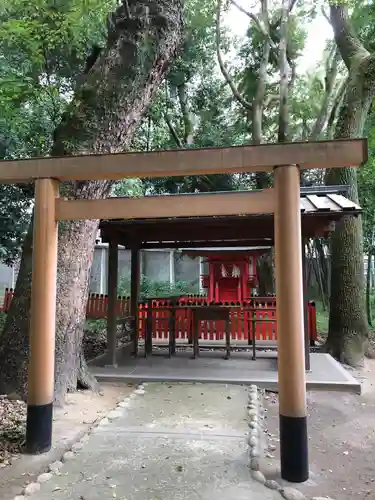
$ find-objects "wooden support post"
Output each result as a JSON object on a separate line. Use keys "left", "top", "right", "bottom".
{"left": 130, "top": 246, "right": 140, "bottom": 356}
{"left": 26, "top": 179, "right": 58, "bottom": 454}
{"left": 106, "top": 239, "right": 118, "bottom": 366}
{"left": 251, "top": 301, "right": 257, "bottom": 360}
{"left": 252, "top": 309, "right": 257, "bottom": 361}
{"left": 145, "top": 299, "right": 153, "bottom": 357}
{"left": 301, "top": 239, "right": 311, "bottom": 372}
{"left": 168, "top": 298, "right": 177, "bottom": 357}
{"left": 274, "top": 165, "right": 308, "bottom": 483}
{"left": 192, "top": 312, "right": 199, "bottom": 359}
{"left": 224, "top": 317, "right": 231, "bottom": 360}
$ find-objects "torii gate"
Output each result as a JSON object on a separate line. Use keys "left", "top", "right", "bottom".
{"left": 0, "top": 138, "right": 367, "bottom": 483}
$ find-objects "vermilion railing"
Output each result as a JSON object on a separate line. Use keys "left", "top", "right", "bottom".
{"left": 1, "top": 289, "right": 317, "bottom": 342}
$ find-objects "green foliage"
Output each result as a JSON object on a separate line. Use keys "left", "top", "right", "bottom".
{"left": 0, "top": 185, "right": 33, "bottom": 264}
{"left": 118, "top": 275, "right": 199, "bottom": 300}
{"left": 358, "top": 111, "right": 375, "bottom": 250}
{"left": 133, "top": 0, "right": 244, "bottom": 195}
{"left": 0, "top": 0, "right": 115, "bottom": 262}
{"left": 0, "top": 312, "right": 6, "bottom": 335}
{"left": 112, "top": 178, "right": 145, "bottom": 197}
{"left": 314, "top": 301, "right": 329, "bottom": 336}
{"left": 168, "top": 0, "right": 218, "bottom": 86}
{"left": 85, "top": 318, "right": 107, "bottom": 334}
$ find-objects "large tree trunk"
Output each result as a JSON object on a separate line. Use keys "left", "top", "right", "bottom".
{"left": 324, "top": 5, "right": 375, "bottom": 366}
{"left": 0, "top": 0, "right": 184, "bottom": 405}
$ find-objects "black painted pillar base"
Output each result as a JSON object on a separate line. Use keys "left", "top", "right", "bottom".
{"left": 279, "top": 413, "right": 309, "bottom": 483}
{"left": 26, "top": 402, "right": 53, "bottom": 454}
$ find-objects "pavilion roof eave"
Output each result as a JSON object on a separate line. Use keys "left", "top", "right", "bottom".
{"left": 99, "top": 213, "right": 354, "bottom": 247}
{"left": 180, "top": 246, "right": 272, "bottom": 252}
{"left": 99, "top": 189, "right": 362, "bottom": 246}
{"left": 100, "top": 209, "right": 361, "bottom": 227}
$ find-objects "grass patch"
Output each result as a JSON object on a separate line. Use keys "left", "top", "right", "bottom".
{"left": 314, "top": 301, "right": 328, "bottom": 338}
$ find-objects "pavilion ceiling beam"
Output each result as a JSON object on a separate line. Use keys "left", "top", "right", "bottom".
{"left": 138, "top": 239, "right": 274, "bottom": 249}
{"left": 0, "top": 138, "right": 367, "bottom": 182}
{"left": 55, "top": 189, "right": 276, "bottom": 221}
{"left": 100, "top": 219, "right": 336, "bottom": 245}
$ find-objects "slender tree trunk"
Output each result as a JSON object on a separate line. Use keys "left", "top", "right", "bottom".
{"left": 277, "top": 0, "right": 289, "bottom": 143}
{"left": 310, "top": 242, "right": 327, "bottom": 309}
{"left": 309, "top": 48, "right": 340, "bottom": 140}
{"left": 314, "top": 238, "right": 329, "bottom": 303}
{"left": 257, "top": 254, "right": 274, "bottom": 296}
{"left": 324, "top": 5, "right": 375, "bottom": 365}
{"left": 366, "top": 250, "right": 373, "bottom": 327}
{"left": 0, "top": 0, "right": 184, "bottom": 404}
{"left": 177, "top": 83, "right": 194, "bottom": 145}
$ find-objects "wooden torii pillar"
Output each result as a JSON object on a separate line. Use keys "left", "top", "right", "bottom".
{"left": 26, "top": 179, "right": 58, "bottom": 453}
{"left": 274, "top": 164, "right": 308, "bottom": 483}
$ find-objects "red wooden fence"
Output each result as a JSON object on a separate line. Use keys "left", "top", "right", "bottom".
{"left": 1, "top": 289, "right": 317, "bottom": 342}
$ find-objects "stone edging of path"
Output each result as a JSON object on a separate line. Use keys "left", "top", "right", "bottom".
{"left": 13, "top": 384, "right": 147, "bottom": 499}
{"left": 247, "top": 384, "right": 334, "bottom": 500}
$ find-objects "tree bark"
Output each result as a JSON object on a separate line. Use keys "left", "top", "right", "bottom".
{"left": 324, "top": 4, "right": 375, "bottom": 366}
{"left": 177, "top": 83, "right": 194, "bottom": 145}
{"left": 257, "top": 254, "right": 275, "bottom": 296}
{"left": 0, "top": 0, "right": 184, "bottom": 404}
{"left": 366, "top": 249, "right": 373, "bottom": 327}
{"left": 252, "top": 0, "right": 271, "bottom": 190}
{"left": 309, "top": 48, "right": 340, "bottom": 140}
{"left": 277, "top": 0, "right": 289, "bottom": 143}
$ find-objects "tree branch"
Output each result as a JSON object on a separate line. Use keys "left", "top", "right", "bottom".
{"left": 216, "top": 0, "right": 252, "bottom": 110}
{"left": 288, "top": 0, "right": 298, "bottom": 12}
{"left": 272, "top": 0, "right": 298, "bottom": 29}
{"left": 329, "top": 4, "right": 370, "bottom": 69}
{"left": 123, "top": 0, "right": 131, "bottom": 19}
{"left": 231, "top": 0, "right": 277, "bottom": 49}
{"left": 164, "top": 112, "right": 183, "bottom": 148}
{"left": 326, "top": 77, "right": 347, "bottom": 138}
{"left": 277, "top": 0, "right": 290, "bottom": 142}
{"left": 321, "top": 6, "right": 331, "bottom": 25}
{"left": 177, "top": 83, "right": 194, "bottom": 145}
{"left": 230, "top": 0, "right": 273, "bottom": 44}
{"left": 263, "top": 94, "right": 279, "bottom": 107}
{"left": 309, "top": 48, "right": 341, "bottom": 140}
{"left": 288, "top": 57, "right": 297, "bottom": 92}
{"left": 252, "top": 34, "right": 271, "bottom": 143}
{"left": 163, "top": 81, "right": 184, "bottom": 148}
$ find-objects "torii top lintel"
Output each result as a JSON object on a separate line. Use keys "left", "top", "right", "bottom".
{"left": 0, "top": 138, "right": 367, "bottom": 183}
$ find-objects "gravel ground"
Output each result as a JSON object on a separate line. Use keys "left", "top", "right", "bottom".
{"left": 0, "top": 396, "right": 26, "bottom": 467}
{"left": 263, "top": 359, "right": 375, "bottom": 500}
{"left": 0, "top": 327, "right": 125, "bottom": 468}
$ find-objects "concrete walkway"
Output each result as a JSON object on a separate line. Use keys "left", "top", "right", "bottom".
{"left": 30, "top": 383, "right": 280, "bottom": 499}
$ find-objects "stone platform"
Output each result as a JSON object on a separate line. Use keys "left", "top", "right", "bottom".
{"left": 89, "top": 348, "right": 361, "bottom": 394}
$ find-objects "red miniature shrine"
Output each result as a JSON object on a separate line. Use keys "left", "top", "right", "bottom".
{"left": 182, "top": 247, "right": 271, "bottom": 302}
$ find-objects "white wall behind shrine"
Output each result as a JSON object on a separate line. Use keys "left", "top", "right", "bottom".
{"left": 0, "top": 244, "right": 203, "bottom": 299}
{"left": 89, "top": 244, "right": 202, "bottom": 295}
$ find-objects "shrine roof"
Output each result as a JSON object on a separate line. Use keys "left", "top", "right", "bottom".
{"left": 99, "top": 185, "right": 361, "bottom": 247}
